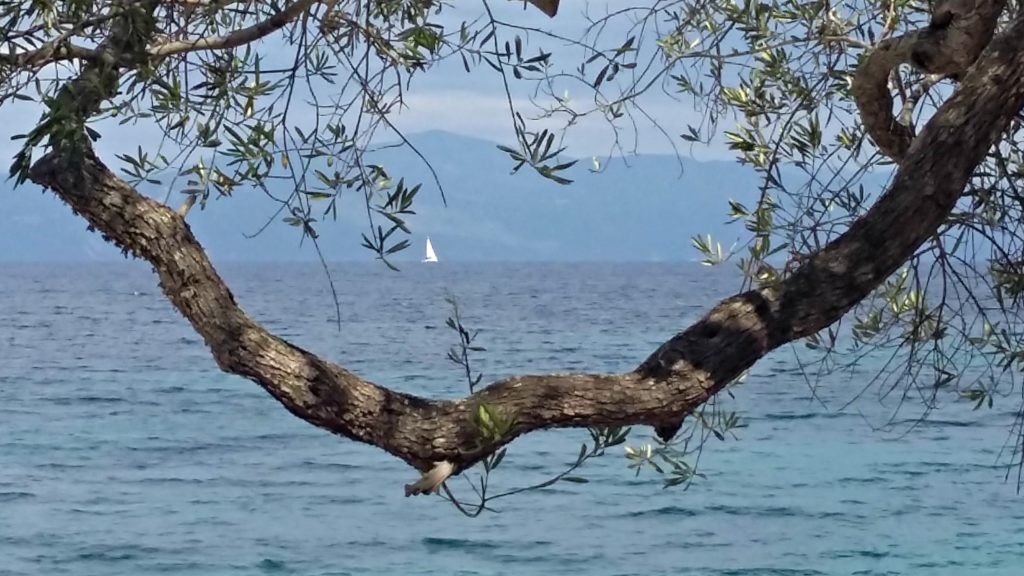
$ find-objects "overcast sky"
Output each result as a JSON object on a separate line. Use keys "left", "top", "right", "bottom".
{"left": 387, "top": 0, "right": 726, "bottom": 159}
{"left": 0, "top": 1, "right": 733, "bottom": 171}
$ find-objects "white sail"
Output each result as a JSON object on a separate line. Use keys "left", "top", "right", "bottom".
{"left": 423, "top": 237, "right": 439, "bottom": 263}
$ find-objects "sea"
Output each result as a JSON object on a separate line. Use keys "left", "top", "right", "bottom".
{"left": 1, "top": 261, "right": 1022, "bottom": 576}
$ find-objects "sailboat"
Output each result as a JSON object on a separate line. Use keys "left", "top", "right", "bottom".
{"left": 422, "top": 236, "right": 439, "bottom": 263}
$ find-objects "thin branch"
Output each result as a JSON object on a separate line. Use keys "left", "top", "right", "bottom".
{"left": 148, "top": 0, "right": 319, "bottom": 57}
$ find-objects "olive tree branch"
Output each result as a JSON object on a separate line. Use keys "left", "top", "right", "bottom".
{"left": 21, "top": 0, "right": 1024, "bottom": 497}
{"left": 147, "top": 0, "right": 320, "bottom": 57}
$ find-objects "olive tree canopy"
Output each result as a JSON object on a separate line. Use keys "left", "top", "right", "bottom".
{"left": 5, "top": 0, "right": 1024, "bottom": 503}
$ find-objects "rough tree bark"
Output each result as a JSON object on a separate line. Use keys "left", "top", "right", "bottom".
{"left": 21, "top": 1, "right": 1024, "bottom": 494}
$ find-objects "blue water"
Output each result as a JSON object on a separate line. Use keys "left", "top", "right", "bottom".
{"left": 1, "top": 262, "right": 1022, "bottom": 576}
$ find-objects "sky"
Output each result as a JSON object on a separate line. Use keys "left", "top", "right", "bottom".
{"left": 386, "top": 0, "right": 731, "bottom": 160}
{"left": 0, "top": 1, "right": 776, "bottom": 264}
{"left": 0, "top": 0, "right": 733, "bottom": 169}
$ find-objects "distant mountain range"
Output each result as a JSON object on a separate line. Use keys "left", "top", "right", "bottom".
{"left": 0, "top": 130, "right": 877, "bottom": 263}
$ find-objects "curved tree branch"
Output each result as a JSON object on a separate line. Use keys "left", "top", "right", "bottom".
{"left": 22, "top": 3, "right": 1024, "bottom": 494}
{"left": 0, "top": 1, "right": 314, "bottom": 68}
{"left": 0, "top": 42, "right": 99, "bottom": 67}
{"left": 853, "top": 0, "right": 1006, "bottom": 161}
{"left": 0, "top": 0, "right": 560, "bottom": 68}
{"left": 148, "top": 0, "right": 319, "bottom": 57}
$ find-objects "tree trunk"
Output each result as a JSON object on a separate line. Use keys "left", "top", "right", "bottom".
{"left": 25, "top": 5, "right": 1024, "bottom": 491}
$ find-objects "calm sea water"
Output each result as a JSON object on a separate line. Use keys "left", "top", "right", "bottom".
{"left": 1, "top": 262, "right": 1022, "bottom": 576}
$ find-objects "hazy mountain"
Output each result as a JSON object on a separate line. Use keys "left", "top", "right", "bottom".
{"left": 0, "top": 131, "right": 845, "bottom": 263}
